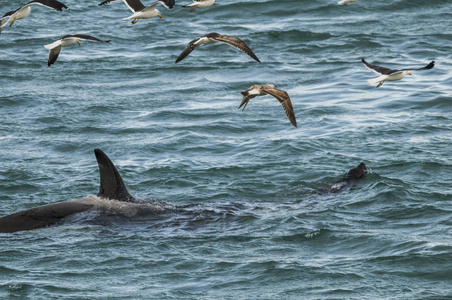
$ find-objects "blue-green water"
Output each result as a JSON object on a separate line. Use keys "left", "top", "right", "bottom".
{"left": 1, "top": 0, "right": 451, "bottom": 298}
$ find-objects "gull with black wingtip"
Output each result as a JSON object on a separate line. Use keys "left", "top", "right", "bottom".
{"left": 98, "top": 0, "right": 174, "bottom": 24}
{"left": 0, "top": 0, "right": 68, "bottom": 35}
{"left": 362, "top": 58, "right": 435, "bottom": 88}
{"left": 44, "top": 34, "right": 110, "bottom": 66}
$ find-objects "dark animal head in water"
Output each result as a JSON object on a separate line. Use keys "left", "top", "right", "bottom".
{"left": 342, "top": 162, "right": 367, "bottom": 182}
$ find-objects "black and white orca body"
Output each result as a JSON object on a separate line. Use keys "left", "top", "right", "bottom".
{"left": 0, "top": 149, "right": 174, "bottom": 233}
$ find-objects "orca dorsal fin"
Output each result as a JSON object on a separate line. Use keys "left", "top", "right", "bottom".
{"left": 94, "top": 149, "right": 135, "bottom": 202}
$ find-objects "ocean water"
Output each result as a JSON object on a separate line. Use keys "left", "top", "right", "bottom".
{"left": 1, "top": 0, "right": 451, "bottom": 298}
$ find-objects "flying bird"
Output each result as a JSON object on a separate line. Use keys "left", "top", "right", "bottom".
{"left": 239, "top": 84, "right": 297, "bottom": 128}
{"left": 337, "top": 0, "right": 359, "bottom": 5}
{"left": 98, "top": 0, "right": 174, "bottom": 24}
{"left": 182, "top": 0, "right": 216, "bottom": 12}
{"left": 0, "top": 0, "right": 68, "bottom": 35}
{"left": 362, "top": 58, "right": 435, "bottom": 87}
{"left": 175, "top": 32, "right": 261, "bottom": 63}
{"left": 44, "top": 34, "right": 110, "bottom": 66}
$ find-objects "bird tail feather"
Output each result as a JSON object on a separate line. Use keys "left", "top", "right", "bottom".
{"left": 0, "top": 16, "right": 11, "bottom": 28}
{"left": 367, "top": 75, "right": 387, "bottom": 84}
{"left": 44, "top": 40, "right": 63, "bottom": 50}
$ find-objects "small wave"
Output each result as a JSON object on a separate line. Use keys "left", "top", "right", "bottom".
{"left": 76, "top": 196, "right": 177, "bottom": 217}
{"left": 271, "top": 228, "right": 331, "bottom": 242}
{"left": 263, "top": 29, "right": 333, "bottom": 43}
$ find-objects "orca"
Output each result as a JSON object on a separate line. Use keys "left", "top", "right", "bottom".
{"left": 0, "top": 149, "right": 147, "bottom": 233}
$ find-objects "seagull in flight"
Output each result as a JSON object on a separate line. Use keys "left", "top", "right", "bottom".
{"left": 98, "top": 0, "right": 174, "bottom": 24}
{"left": 44, "top": 34, "right": 110, "bottom": 66}
{"left": 175, "top": 32, "right": 261, "bottom": 63}
{"left": 0, "top": 0, "right": 68, "bottom": 35}
{"left": 182, "top": 0, "right": 216, "bottom": 12}
{"left": 239, "top": 84, "right": 297, "bottom": 128}
{"left": 337, "top": 0, "right": 359, "bottom": 5}
{"left": 362, "top": 58, "right": 435, "bottom": 87}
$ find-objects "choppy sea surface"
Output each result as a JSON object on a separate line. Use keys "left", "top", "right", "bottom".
{"left": 1, "top": 0, "right": 451, "bottom": 299}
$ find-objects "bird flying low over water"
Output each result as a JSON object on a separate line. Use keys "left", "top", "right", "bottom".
{"left": 44, "top": 34, "right": 111, "bottom": 66}
{"left": 182, "top": 0, "right": 216, "bottom": 12}
{"left": 175, "top": 32, "right": 261, "bottom": 63}
{"left": 98, "top": 0, "right": 174, "bottom": 24}
{"left": 239, "top": 84, "right": 297, "bottom": 128}
{"left": 0, "top": 0, "right": 68, "bottom": 35}
{"left": 362, "top": 58, "right": 435, "bottom": 87}
{"left": 337, "top": 0, "right": 359, "bottom": 5}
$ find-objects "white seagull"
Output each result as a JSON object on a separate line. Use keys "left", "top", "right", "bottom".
{"left": 337, "top": 0, "right": 359, "bottom": 5}
{"left": 98, "top": 0, "right": 174, "bottom": 24}
{"left": 44, "top": 34, "right": 111, "bottom": 66}
{"left": 362, "top": 58, "right": 435, "bottom": 87}
{"left": 175, "top": 32, "right": 261, "bottom": 63}
{"left": 239, "top": 84, "right": 297, "bottom": 128}
{"left": 182, "top": 0, "right": 216, "bottom": 12}
{"left": 0, "top": 0, "right": 68, "bottom": 35}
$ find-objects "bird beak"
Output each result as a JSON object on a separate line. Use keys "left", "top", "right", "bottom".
{"left": 77, "top": 41, "right": 81, "bottom": 46}
{"left": 408, "top": 72, "right": 412, "bottom": 76}
{"left": 158, "top": 14, "right": 162, "bottom": 18}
